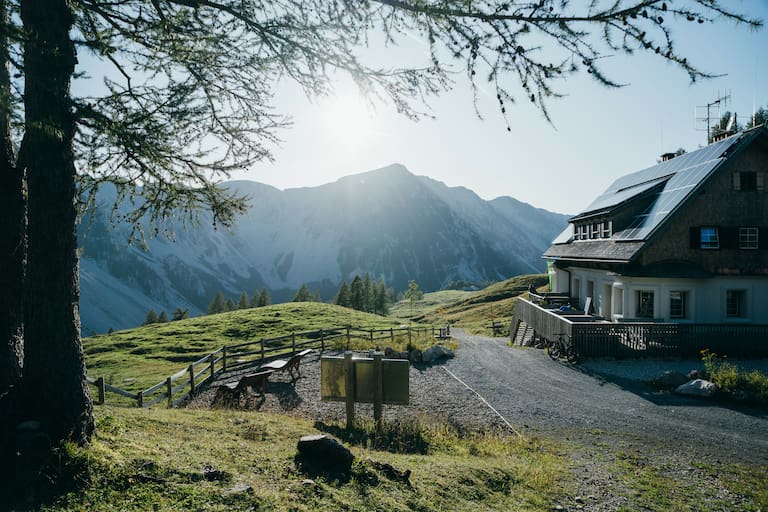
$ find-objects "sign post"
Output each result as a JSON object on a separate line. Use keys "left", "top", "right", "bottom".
{"left": 321, "top": 351, "right": 409, "bottom": 430}
{"left": 344, "top": 351, "right": 355, "bottom": 429}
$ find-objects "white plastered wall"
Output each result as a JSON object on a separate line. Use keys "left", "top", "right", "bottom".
{"left": 563, "top": 266, "right": 768, "bottom": 323}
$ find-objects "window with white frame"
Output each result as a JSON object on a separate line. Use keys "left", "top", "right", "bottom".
{"left": 739, "top": 227, "right": 758, "bottom": 249}
{"left": 726, "top": 290, "right": 746, "bottom": 318}
{"left": 636, "top": 290, "right": 654, "bottom": 318}
{"left": 590, "top": 223, "right": 600, "bottom": 239}
{"left": 669, "top": 291, "right": 687, "bottom": 319}
{"left": 700, "top": 227, "right": 719, "bottom": 249}
{"left": 601, "top": 220, "right": 612, "bottom": 238}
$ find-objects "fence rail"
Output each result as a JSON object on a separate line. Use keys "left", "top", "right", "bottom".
{"left": 86, "top": 324, "right": 444, "bottom": 407}
{"left": 512, "top": 298, "right": 768, "bottom": 358}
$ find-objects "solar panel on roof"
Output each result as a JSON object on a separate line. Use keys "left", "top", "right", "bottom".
{"left": 612, "top": 133, "right": 748, "bottom": 241}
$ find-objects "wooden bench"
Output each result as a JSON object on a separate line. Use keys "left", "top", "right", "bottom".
{"left": 260, "top": 348, "right": 313, "bottom": 379}
{"left": 213, "top": 368, "right": 273, "bottom": 406}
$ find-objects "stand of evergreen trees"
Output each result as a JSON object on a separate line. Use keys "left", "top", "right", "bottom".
{"left": 207, "top": 288, "right": 271, "bottom": 315}
{"left": 334, "top": 273, "right": 394, "bottom": 316}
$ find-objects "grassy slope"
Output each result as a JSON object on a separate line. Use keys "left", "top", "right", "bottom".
{"left": 84, "top": 302, "right": 404, "bottom": 393}
{"left": 390, "top": 274, "right": 548, "bottom": 335}
{"left": 41, "top": 407, "right": 565, "bottom": 512}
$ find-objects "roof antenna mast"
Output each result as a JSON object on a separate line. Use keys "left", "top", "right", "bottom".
{"left": 695, "top": 90, "right": 731, "bottom": 144}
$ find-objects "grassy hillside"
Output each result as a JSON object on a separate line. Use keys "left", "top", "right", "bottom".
{"left": 390, "top": 274, "right": 548, "bottom": 335}
{"left": 84, "top": 302, "right": 404, "bottom": 393}
{"left": 389, "top": 290, "right": 473, "bottom": 320}
{"left": 32, "top": 407, "right": 564, "bottom": 512}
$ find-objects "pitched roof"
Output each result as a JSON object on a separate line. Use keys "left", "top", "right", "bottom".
{"left": 545, "top": 126, "right": 766, "bottom": 262}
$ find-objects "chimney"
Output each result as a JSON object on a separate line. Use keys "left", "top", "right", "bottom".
{"left": 660, "top": 152, "right": 676, "bottom": 162}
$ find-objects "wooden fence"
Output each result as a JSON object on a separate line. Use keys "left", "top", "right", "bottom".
{"left": 512, "top": 298, "right": 768, "bottom": 358}
{"left": 86, "top": 325, "right": 442, "bottom": 407}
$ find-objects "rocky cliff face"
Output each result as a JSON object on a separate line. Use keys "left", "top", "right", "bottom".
{"left": 79, "top": 164, "right": 568, "bottom": 334}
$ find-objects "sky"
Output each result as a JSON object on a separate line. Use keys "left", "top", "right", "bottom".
{"left": 233, "top": 3, "right": 768, "bottom": 215}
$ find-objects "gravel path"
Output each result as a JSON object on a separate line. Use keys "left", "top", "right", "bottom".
{"left": 444, "top": 329, "right": 768, "bottom": 463}
{"left": 187, "top": 349, "right": 509, "bottom": 434}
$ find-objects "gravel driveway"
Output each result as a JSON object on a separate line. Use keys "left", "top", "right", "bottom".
{"left": 445, "top": 329, "right": 768, "bottom": 463}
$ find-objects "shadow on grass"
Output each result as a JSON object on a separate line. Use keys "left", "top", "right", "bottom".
{"left": 313, "top": 419, "right": 430, "bottom": 455}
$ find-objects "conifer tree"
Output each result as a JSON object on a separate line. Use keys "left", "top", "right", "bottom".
{"left": 374, "top": 277, "right": 390, "bottom": 316}
{"left": 293, "top": 284, "right": 312, "bottom": 302}
{"left": 363, "top": 273, "right": 373, "bottom": 312}
{"left": 257, "top": 288, "right": 271, "bottom": 307}
{"left": 225, "top": 299, "right": 236, "bottom": 312}
{"left": 335, "top": 281, "right": 351, "bottom": 308}
{"left": 208, "top": 291, "right": 226, "bottom": 315}
{"left": 143, "top": 310, "right": 159, "bottom": 325}
{"left": 350, "top": 275, "right": 365, "bottom": 311}
{"left": 237, "top": 291, "right": 250, "bottom": 310}
{"left": 157, "top": 311, "right": 169, "bottom": 323}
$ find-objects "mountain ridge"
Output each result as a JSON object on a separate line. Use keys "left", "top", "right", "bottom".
{"left": 79, "top": 164, "right": 569, "bottom": 334}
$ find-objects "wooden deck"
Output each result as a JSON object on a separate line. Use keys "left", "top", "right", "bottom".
{"left": 511, "top": 297, "right": 768, "bottom": 358}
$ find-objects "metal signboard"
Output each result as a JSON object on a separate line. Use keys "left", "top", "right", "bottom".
{"left": 321, "top": 354, "right": 409, "bottom": 405}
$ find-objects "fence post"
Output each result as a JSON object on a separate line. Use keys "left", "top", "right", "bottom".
{"left": 166, "top": 377, "right": 173, "bottom": 408}
{"left": 390, "top": 328, "right": 394, "bottom": 343}
{"left": 95, "top": 377, "right": 105, "bottom": 405}
{"left": 292, "top": 332, "right": 296, "bottom": 354}
{"left": 137, "top": 391, "right": 144, "bottom": 408}
{"left": 188, "top": 364, "right": 195, "bottom": 396}
{"left": 369, "top": 329, "right": 373, "bottom": 344}
{"left": 260, "top": 338, "right": 265, "bottom": 362}
{"left": 320, "top": 329, "right": 325, "bottom": 352}
{"left": 222, "top": 346, "right": 228, "bottom": 372}
{"left": 408, "top": 326, "right": 412, "bottom": 346}
{"left": 210, "top": 353, "right": 215, "bottom": 381}
{"left": 346, "top": 326, "right": 351, "bottom": 351}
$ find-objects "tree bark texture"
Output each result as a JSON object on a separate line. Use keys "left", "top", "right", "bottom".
{"left": 0, "top": 0, "right": 24, "bottom": 394}
{"left": 20, "top": 0, "right": 93, "bottom": 445}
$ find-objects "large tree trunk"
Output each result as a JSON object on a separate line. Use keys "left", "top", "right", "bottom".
{"left": 0, "top": 0, "right": 24, "bottom": 395}
{"left": 20, "top": 0, "right": 93, "bottom": 445}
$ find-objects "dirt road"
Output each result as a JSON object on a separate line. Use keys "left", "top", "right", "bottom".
{"left": 444, "top": 329, "right": 768, "bottom": 463}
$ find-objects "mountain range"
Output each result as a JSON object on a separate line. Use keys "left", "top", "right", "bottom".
{"left": 78, "top": 164, "right": 569, "bottom": 334}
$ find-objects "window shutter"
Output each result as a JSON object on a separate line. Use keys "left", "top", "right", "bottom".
{"left": 733, "top": 172, "right": 741, "bottom": 191}
{"left": 720, "top": 227, "right": 738, "bottom": 249}
{"left": 760, "top": 228, "right": 768, "bottom": 250}
{"left": 689, "top": 227, "right": 700, "bottom": 249}
{"left": 757, "top": 172, "right": 765, "bottom": 192}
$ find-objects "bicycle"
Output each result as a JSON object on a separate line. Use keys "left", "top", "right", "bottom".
{"left": 546, "top": 333, "right": 579, "bottom": 364}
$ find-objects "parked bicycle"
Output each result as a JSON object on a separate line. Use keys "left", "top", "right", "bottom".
{"left": 546, "top": 333, "right": 579, "bottom": 364}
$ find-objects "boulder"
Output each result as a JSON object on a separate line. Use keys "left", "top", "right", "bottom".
{"left": 296, "top": 434, "right": 354, "bottom": 474}
{"left": 675, "top": 379, "right": 718, "bottom": 398}
{"left": 651, "top": 371, "right": 690, "bottom": 389}
{"left": 222, "top": 484, "right": 253, "bottom": 497}
{"left": 408, "top": 349, "right": 423, "bottom": 364}
{"left": 422, "top": 345, "right": 454, "bottom": 363}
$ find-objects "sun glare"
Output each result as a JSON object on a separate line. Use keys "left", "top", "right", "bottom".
{"left": 321, "top": 93, "right": 378, "bottom": 150}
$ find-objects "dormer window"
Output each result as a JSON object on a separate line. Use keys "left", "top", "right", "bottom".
{"left": 573, "top": 220, "right": 612, "bottom": 241}
{"left": 601, "top": 221, "right": 612, "bottom": 238}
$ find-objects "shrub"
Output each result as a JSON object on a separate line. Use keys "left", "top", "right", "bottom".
{"left": 701, "top": 349, "right": 768, "bottom": 403}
